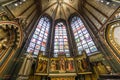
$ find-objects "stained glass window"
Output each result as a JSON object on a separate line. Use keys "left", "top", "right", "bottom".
{"left": 70, "top": 16, "right": 97, "bottom": 55}
{"left": 54, "top": 22, "right": 70, "bottom": 57}
{"left": 27, "top": 16, "right": 50, "bottom": 55}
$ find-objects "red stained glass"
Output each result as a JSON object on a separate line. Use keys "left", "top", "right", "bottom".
{"left": 37, "top": 25, "right": 41, "bottom": 29}
{"left": 31, "top": 38, "right": 36, "bottom": 43}
{"left": 27, "top": 47, "right": 34, "bottom": 53}
{"left": 73, "top": 29, "right": 77, "bottom": 33}
{"left": 45, "top": 31, "right": 48, "bottom": 34}
{"left": 35, "top": 45, "right": 40, "bottom": 49}
{"left": 41, "top": 42, "right": 46, "bottom": 47}
{"left": 77, "top": 27, "right": 80, "bottom": 30}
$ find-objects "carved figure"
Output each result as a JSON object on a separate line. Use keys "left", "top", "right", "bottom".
{"left": 51, "top": 60, "right": 56, "bottom": 71}
{"left": 78, "top": 60, "right": 84, "bottom": 72}
{"left": 81, "top": 58, "right": 88, "bottom": 71}
{"left": 0, "top": 27, "right": 9, "bottom": 49}
{"left": 67, "top": 60, "right": 74, "bottom": 71}
{"left": 59, "top": 57, "right": 65, "bottom": 71}
{"left": 40, "top": 60, "right": 47, "bottom": 73}
{"left": 36, "top": 59, "right": 43, "bottom": 72}
{"left": 18, "top": 52, "right": 34, "bottom": 76}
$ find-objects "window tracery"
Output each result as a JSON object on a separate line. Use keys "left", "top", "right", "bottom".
{"left": 54, "top": 22, "right": 70, "bottom": 57}
{"left": 70, "top": 16, "right": 97, "bottom": 55}
{"left": 27, "top": 16, "right": 50, "bottom": 55}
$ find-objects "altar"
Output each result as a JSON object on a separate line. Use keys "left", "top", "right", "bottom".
{"left": 34, "top": 51, "right": 92, "bottom": 80}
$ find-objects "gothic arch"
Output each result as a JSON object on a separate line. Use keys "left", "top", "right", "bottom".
{"left": 68, "top": 13, "right": 98, "bottom": 55}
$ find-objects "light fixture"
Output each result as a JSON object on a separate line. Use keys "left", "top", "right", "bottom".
{"left": 101, "top": 0, "right": 104, "bottom": 2}
{"left": 14, "top": 3, "right": 18, "bottom": 6}
{"left": 19, "top": 2, "right": 22, "bottom": 4}
{"left": 23, "top": 0, "right": 26, "bottom": 2}
{"left": 106, "top": 2, "right": 110, "bottom": 5}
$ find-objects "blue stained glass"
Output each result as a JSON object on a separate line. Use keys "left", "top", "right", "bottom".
{"left": 39, "top": 21, "right": 43, "bottom": 25}
{"left": 45, "top": 33, "right": 47, "bottom": 36}
{"left": 71, "top": 16, "right": 98, "bottom": 55}
{"left": 76, "top": 24, "right": 79, "bottom": 28}
{"left": 88, "top": 41, "right": 94, "bottom": 47}
{"left": 78, "top": 30, "right": 82, "bottom": 34}
{"left": 85, "top": 34, "right": 92, "bottom": 42}
{"left": 74, "top": 21, "right": 78, "bottom": 25}
{"left": 43, "top": 22, "right": 46, "bottom": 26}
{"left": 37, "top": 40, "right": 41, "bottom": 44}
{"left": 54, "top": 22, "right": 69, "bottom": 56}
{"left": 38, "top": 36, "right": 42, "bottom": 41}
{"left": 46, "top": 22, "right": 49, "bottom": 26}
{"left": 36, "top": 28, "right": 40, "bottom": 32}
{"left": 85, "top": 48, "right": 90, "bottom": 54}
{"left": 78, "top": 46, "right": 83, "bottom": 50}
{"left": 82, "top": 39, "right": 86, "bottom": 44}
{"left": 83, "top": 30, "right": 88, "bottom": 34}
{"left": 46, "top": 27, "right": 49, "bottom": 31}
{"left": 35, "top": 31, "right": 39, "bottom": 35}
{"left": 41, "top": 30, "right": 44, "bottom": 34}
{"left": 79, "top": 33, "right": 83, "bottom": 36}
{"left": 34, "top": 49, "right": 39, "bottom": 55}
{"left": 27, "top": 47, "right": 34, "bottom": 52}
{"left": 75, "top": 35, "right": 79, "bottom": 39}
{"left": 29, "top": 42, "right": 35, "bottom": 48}
{"left": 90, "top": 46, "right": 97, "bottom": 52}
{"left": 27, "top": 16, "right": 50, "bottom": 54}
{"left": 41, "top": 46, "right": 45, "bottom": 51}
{"left": 33, "top": 34, "right": 38, "bottom": 39}
{"left": 83, "top": 44, "right": 88, "bottom": 49}
{"left": 44, "top": 36, "right": 47, "bottom": 39}
{"left": 40, "top": 33, "right": 43, "bottom": 37}
{"left": 80, "top": 36, "right": 84, "bottom": 40}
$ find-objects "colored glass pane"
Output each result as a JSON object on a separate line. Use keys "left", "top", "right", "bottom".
{"left": 27, "top": 16, "right": 50, "bottom": 55}
{"left": 71, "top": 16, "right": 98, "bottom": 55}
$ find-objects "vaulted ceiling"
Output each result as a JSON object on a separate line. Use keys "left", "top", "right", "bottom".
{"left": 0, "top": 0, "right": 83, "bottom": 21}
{"left": 0, "top": 0, "right": 119, "bottom": 21}
{"left": 0, "top": 0, "right": 16, "bottom": 5}
{"left": 40, "top": 0, "right": 82, "bottom": 20}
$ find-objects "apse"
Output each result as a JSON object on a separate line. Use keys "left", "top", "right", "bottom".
{"left": 26, "top": 14, "right": 98, "bottom": 57}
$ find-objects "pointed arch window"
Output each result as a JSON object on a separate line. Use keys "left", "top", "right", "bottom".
{"left": 27, "top": 16, "right": 51, "bottom": 55}
{"left": 70, "top": 16, "right": 97, "bottom": 55}
{"left": 54, "top": 22, "right": 70, "bottom": 57}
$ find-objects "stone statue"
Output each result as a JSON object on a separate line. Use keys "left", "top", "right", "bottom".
{"left": 18, "top": 52, "right": 34, "bottom": 78}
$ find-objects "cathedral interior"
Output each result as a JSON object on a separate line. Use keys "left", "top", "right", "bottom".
{"left": 0, "top": 0, "right": 120, "bottom": 80}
